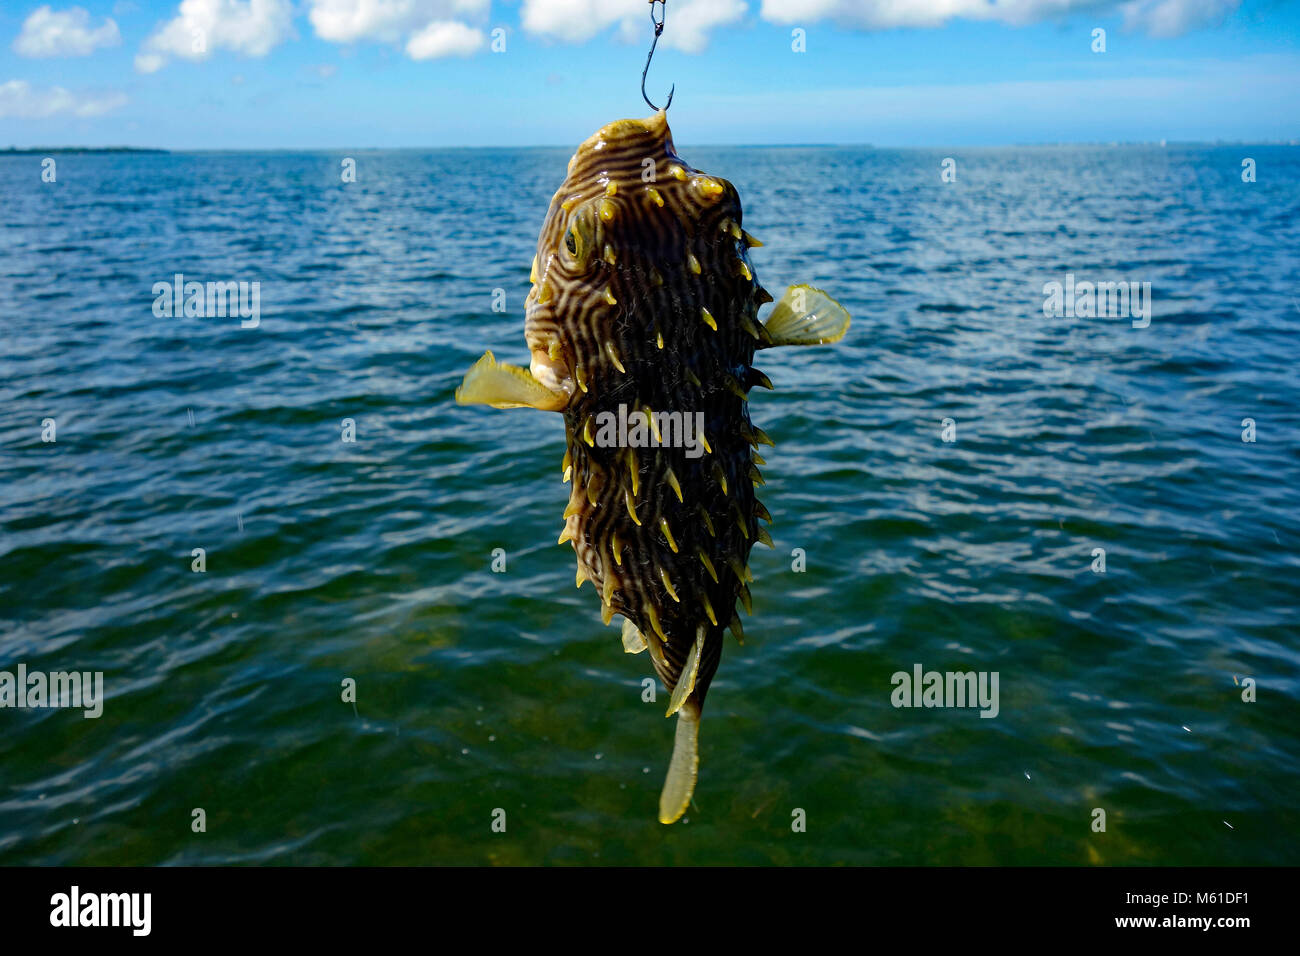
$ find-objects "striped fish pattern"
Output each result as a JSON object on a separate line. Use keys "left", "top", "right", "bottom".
{"left": 456, "top": 110, "right": 850, "bottom": 823}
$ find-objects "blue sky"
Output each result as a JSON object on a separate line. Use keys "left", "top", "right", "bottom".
{"left": 1, "top": 0, "right": 1298, "bottom": 148}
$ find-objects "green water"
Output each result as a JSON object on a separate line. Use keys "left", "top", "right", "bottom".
{"left": 1, "top": 144, "right": 1297, "bottom": 864}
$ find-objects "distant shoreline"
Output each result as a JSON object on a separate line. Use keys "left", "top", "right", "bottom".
{"left": 1, "top": 142, "right": 1295, "bottom": 154}
{"left": 0, "top": 147, "right": 169, "bottom": 155}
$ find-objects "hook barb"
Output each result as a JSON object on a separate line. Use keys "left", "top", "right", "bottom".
{"left": 641, "top": 0, "right": 673, "bottom": 111}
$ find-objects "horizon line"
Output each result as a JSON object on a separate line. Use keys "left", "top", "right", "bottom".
{"left": 4, "top": 139, "right": 1299, "bottom": 154}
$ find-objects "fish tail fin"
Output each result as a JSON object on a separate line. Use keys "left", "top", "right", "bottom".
{"left": 658, "top": 701, "right": 700, "bottom": 824}
{"left": 760, "top": 285, "right": 851, "bottom": 348}
{"left": 664, "top": 625, "right": 705, "bottom": 717}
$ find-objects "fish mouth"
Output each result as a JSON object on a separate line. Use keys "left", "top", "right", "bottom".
{"left": 573, "top": 110, "right": 672, "bottom": 160}
{"left": 527, "top": 341, "right": 572, "bottom": 398}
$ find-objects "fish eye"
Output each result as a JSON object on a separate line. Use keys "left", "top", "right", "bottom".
{"left": 562, "top": 209, "right": 596, "bottom": 270}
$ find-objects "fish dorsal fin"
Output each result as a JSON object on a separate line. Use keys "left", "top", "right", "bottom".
{"left": 658, "top": 707, "right": 700, "bottom": 824}
{"left": 760, "top": 285, "right": 851, "bottom": 348}
{"left": 454, "top": 351, "right": 568, "bottom": 410}
{"left": 665, "top": 625, "right": 705, "bottom": 718}
{"left": 621, "top": 618, "right": 647, "bottom": 654}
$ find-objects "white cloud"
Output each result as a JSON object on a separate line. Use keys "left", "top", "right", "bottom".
{"left": 758, "top": 1, "right": 1089, "bottom": 29}
{"left": 307, "top": 1, "right": 484, "bottom": 41}
{"left": 304, "top": 0, "right": 489, "bottom": 59}
{"left": 406, "top": 20, "right": 484, "bottom": 58}
{"left": 135, "top": 0, "right": 295, "bottom": 72}
{"left": 758, "top": 0, "right": 1241, "bottom": 35}
{"left": 13, "top": 6, "right": 122, "bottom": 57}
{"left": 521, "top": 0, "right": 746, "bottom": 54}
{"left": 1120, "top": 0, "right": 1241, "bottom": 37}
{"left": 134, "top": 52, "right": 166, "bottom": 72}
{"left": 0, "top": 78, "right": 127, "bottom": 118}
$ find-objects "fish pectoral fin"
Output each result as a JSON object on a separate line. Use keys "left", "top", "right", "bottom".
{"left": 454, "top": 351, "right": 568, "bottom": 410}
{"left": 658, "top": 707, "right": 700, "bottom": 825}
{"left": 759, "top": 284, "right": 851, "bottom": 348}
{"left": 621, "top": 618, "right": 647, "bottom": 654}
{"left": 665, "top": 625, "right": 705, "bottom": 717}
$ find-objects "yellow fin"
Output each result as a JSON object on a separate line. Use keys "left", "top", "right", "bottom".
{"left": 455, "top": 351, "right": 568, "bottom": 410}
{"left": 761, "top": 285, "right": 851, "bottom": 348}
{"left": 658, "top": 707, "right": 700, "bottom": 824}
{"left": 666, "top": 627, "right": 705, "bottom": 717}
{"left": 621, "top": 618, "right": 647, "bottom": 654}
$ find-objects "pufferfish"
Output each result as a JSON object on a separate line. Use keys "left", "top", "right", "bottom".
{"left": 455, "top": 110, "right": 850, "bottom": 824}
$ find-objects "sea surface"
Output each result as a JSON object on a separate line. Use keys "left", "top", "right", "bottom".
{"left": 1, "top": 143, "right": 1297, "bottom": 865}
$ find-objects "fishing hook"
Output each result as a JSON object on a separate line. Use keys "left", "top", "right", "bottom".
{"left": 641, "top": 0, "right": 674, "bottom": 111}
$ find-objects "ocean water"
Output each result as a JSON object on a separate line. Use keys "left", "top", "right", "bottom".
{"left": 1, "top": 143, "right": 1297, "bottom": 866}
